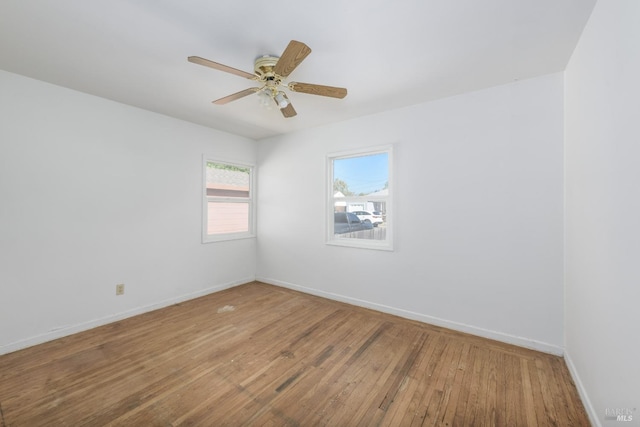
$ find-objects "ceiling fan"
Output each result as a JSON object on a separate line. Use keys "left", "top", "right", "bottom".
{"left": 188, "top": 40, "right": 347, "bottom": 118}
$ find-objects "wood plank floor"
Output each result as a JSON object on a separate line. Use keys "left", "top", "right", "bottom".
{"left": 0, "top": 282, "right": 590, "bottom": 426}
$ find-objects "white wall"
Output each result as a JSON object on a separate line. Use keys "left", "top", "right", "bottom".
{"left": 257, "top": 73, "right": 565, "bottom": 353}
{"left": 564, "top": 1, "right": 640, "bottom": 425}
{"left": 0, "top": 70, "right": 257, "bottom": 354}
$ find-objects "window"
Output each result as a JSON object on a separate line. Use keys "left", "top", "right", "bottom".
{"left": 327, "top": 145, "right": 393, "bottom": 250}
{"left": 203, "top": 158, "right": 255, "bottom": 242}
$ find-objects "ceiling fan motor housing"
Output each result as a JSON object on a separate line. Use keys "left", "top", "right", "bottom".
{"left": 254, "top": 55, "right": 280, "bottom": 79}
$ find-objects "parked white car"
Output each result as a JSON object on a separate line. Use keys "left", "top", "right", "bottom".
{"left": 351, "top": 210, "right": 383, "bottom": 226}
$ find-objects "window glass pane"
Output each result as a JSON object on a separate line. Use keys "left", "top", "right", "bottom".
{"left": 333, "top": 201, "right": 387, "bottom": 241}
{"left": 206, "top": 162, "right": 250, "bottom": 198}
{"left": 329, "top": 147, "right": 390, "bottom": 249}
{"left": 333, "top": 152, "right": 388, "bottom": 196}
{"left": 207, "top": 201, "right": 249, "bottom": 234}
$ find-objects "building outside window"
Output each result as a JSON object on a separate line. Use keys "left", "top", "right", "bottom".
{"left": 203, "top": 158, "right": 255, "bottom": 242}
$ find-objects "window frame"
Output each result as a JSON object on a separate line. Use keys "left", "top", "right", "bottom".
{"left": 326, "top": 145, "right": 394, "bottom": 251}
{"left": 202, "top": 156, "right": 256, "bottom": 243}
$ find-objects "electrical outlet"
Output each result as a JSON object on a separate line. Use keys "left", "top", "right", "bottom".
{"left": 116, "top": 283, "right": 125, "bottom": 295}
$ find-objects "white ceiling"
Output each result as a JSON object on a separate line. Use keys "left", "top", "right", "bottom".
{"left": 0, "top": 0, "right": 595, "bottom": 140}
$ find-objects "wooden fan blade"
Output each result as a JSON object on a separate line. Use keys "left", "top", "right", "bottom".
{"left": 213, "top": 88, "right": 259, "bottom": 105}
{"left": 274, "top": 93, "right": 297, "bottom": 118}
{"left": 289, "top": 82, "right": 347, "bottom": 99}
{"left": 273, "top": 40, "right": 312, "bottom": 78}
{"left": 188, "top": 56, "right": 256, "bottom": 80}
{"left": 280, "top": 103, "right": 297, "bottom": 118}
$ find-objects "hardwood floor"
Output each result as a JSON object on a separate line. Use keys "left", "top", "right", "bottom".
{"left": 0, "top": 282, "right": 589, "bottom": 426}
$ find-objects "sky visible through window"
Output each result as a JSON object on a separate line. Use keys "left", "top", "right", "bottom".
{"left": 334, "top": 152, "right": 388, "bottom": 195}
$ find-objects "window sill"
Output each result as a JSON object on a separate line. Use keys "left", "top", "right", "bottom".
{"left": 326, "top": 238, "right": 394, "bottom": 251}
{"left": 203, "top": 233, "right": 256, "bottom": 243}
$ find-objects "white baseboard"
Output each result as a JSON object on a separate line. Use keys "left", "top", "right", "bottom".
{"left": 3, "top": 276, "right": 565, "bottom": 358}
{"left": 257, "top": 277, "right": 564, "bottom": 356}
{"left": 564, "top": 350, "right": 600, "bottom": 427}
{"left": 0, "top": 277, "right": 253, "bottom": 356}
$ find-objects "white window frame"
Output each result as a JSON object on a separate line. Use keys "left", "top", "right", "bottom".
{"left": 202, "top": 156, "right": 256, "bottom": 243}
{"left": 326, "top": 145, "right": 394, "bottom": 251}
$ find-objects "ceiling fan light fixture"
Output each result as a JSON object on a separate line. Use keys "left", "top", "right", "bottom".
{"left": 274, "top": 91, "right": 289, "bottom": 109}
{"left": 257, "top": 90, "right": 273, "bottom": 108}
